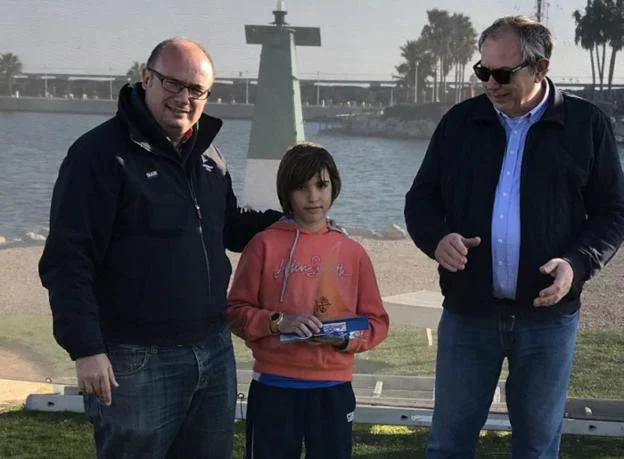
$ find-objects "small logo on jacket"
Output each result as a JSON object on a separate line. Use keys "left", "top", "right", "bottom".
{"left": 346, "top": 411, "right": 355, "bottom": 423}
{"left": 201, "top": 155, "right": 214, "bottom": 172}
{"left": 145, "top": 171, "right": 159, "bottom": 179}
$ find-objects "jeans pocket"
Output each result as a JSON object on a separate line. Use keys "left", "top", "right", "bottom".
{"left": 558, "top": 309, "right": 580, "bottom": 324}
{"left": 107, "top": 344, "right": 150, "bottom": 377}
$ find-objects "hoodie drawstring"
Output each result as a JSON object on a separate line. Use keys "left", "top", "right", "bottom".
{"left": 279, "top": 225, "right": 300, "bottom": 303}
{"left": 276, "top": 216, "right": 346, "bottom": 303}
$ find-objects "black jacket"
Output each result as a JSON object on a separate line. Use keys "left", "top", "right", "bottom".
{"left": 39, "top": 84, "right": 281, "bottom": 360}
{"left": 405, "top": 79, "right": 624, "bottom": 318}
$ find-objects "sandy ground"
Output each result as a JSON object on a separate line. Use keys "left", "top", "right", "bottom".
{"left": 0, "top": 378, "right": 55, "bottom": 411}
{"left": 1, "top": 238, "right": 622, "bottom": 327}
{"left": 0, "top": 348, "right": 53, "bottom": 409}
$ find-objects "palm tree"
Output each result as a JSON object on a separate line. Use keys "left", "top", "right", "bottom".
{"left": 593, "top": 0, "right": 612, "bottom": 95}
{"left": 394, "top": 10, "right": 476, "bottom": 105}
{"left": 0, "top": 53, "right": 23, "bottom": 96}
{"left": 574, "top": 7, "right": 598, "bottom": 96}
{"left": 448, "top": 13, "right": 477, "bottom": 103}
{"left": 126, "top": 61, "right": 144, "bottom": 83}
{"left": 394, "top": 39, "right": 435, "bottom": 104}
{"left": 574, "top": 0, "right": 613, "bottom": 99}
{"left": 573, "top": 0, "right": 624, "bottom": 98}
{"left": 421, "top": 9, "right": 453, "bottom": 103}
{"left": 605, "top": 0, "right": 624, "bottom": 96}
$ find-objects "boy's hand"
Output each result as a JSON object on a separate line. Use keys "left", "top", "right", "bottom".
{"left": 279, "top": 314, "right": 323, "bottom": 337}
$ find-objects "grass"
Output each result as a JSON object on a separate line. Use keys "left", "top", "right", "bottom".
{"left": 1, "top": 408, "right": 623, "bottom": 458}
{"left": 1, "top": 315, "right": 623, "bottom": 400}
{"left": 1, "top": 317, "right": 623, "bottom": 457}
{"left": 0, "top": 314, "right": 74, "bottom": 381}
{"left": 569, "top": 331, "right": 624, "bottom": 399}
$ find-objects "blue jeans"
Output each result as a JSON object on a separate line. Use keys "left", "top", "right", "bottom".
{"left": 428, "top": 308, "right": 579, "bottom": 459}
{"left": 84, "top": 321, "right": 237, "bottom": 459}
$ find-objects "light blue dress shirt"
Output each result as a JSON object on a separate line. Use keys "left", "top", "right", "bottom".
{"left": 491, "top": 83, "right": 550, "bottom": 299}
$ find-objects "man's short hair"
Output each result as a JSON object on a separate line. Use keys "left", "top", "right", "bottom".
{"left": 478, "top": 16, "right": 554, "bottom": 69}
{"left": 146, "top": 38, "right": 215, "bottom": 75}
{"left": 276, "top": 142, "right": 342, "bottom": 215}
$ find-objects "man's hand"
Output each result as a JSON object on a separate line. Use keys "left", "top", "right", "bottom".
{"left": 279, "top": 314, "right": 323, "bottom": 338}
{"left": 534, "top": 258, "right": 574, "bottom": 307}
{"left": 434, "top": 233, "right": 482, "bottom": 272}
{"left": 76, "top": 353, "right": 119, "bottom": 406}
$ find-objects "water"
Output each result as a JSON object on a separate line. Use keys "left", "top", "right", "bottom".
{"left": 0, "top": 112, "right": 428, "bottom": 240}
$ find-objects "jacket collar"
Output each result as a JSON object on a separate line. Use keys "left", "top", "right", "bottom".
{"left": 471, "top": 78, "right": 565, "bottom": 126}
{"left": 116, "top": 83, "right": 223, "bottom": 161}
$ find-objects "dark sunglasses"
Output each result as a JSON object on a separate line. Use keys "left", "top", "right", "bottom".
{"left": 147, "top": 67, "right": 211, "bottom": 100}
{"left": 472, "top": 60, "right": 528, "bottom": 85}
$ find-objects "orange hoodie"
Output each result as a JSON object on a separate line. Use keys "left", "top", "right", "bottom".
{"left": 227, "top": 219, "right": 389, "bottom": 382}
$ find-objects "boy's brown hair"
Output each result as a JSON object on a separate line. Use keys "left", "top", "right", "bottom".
{"left": 276, "top": 142, "right": 342, "bottom": 215}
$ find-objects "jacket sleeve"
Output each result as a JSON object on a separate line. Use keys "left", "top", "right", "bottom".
{"left": 404, "top": 115, "right": 451, "bottom": 259}
{"left": 341, "top": 249, "right": 390, "bottom": 354}
{"left": 227, "top": 238, "right": 273, "bottom": 341}
{"left": 562, "top": 110, "right": 624, "bottom": 284}
{"left": 223, "top": 172, "right": 282, "bottom": 253}
{"left": 38, "top": 140, "right": 121, "bottom": 361}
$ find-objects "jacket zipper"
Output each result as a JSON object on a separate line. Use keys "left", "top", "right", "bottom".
{"left": 130, "top": 134, "right": 212, "bottom": 301}
{"left": 187, "top": 174, "right": 212, "bottom": 301}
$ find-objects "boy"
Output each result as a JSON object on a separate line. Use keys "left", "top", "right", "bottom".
{"left": 227, "top": 142, "right": 390, "bottom": 459}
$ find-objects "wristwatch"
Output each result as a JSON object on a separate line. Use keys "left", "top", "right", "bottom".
{"left": 269, "top": 312, "right": 284, "bottom": 334}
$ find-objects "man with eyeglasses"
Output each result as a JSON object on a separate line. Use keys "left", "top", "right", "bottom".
{"left": 39, "top": 38, "right": 281, "bottom": 458}
{"left": 405, "top": 16, "right": 624, "bottom": 458}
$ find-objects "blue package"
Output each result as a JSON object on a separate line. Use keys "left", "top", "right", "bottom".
{"left": 279, "top": 316, "right": 369, "bottom": 343}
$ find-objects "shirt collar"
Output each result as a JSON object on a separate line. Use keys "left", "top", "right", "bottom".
{"left": 169, "top": 127, "right": 195, "bottom": 152}
{"left": 497, "top": 80, "right": 550, "bottom": 123}
{"left": 181, "top": 128, "right": 194, "bottom": 143}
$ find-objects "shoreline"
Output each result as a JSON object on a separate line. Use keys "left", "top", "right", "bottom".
{"left": 0, "top": 96, "right": 375, "bottom": 122}
{"left": 0, "top": 223, "right": 412, "bottom": 250}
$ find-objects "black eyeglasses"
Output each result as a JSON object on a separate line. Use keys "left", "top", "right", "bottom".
{"left": 147, "top": 67, "right": 211, "bottom": 100}
{"left": 472, "top": 60, "right": 528, "bottom": 85}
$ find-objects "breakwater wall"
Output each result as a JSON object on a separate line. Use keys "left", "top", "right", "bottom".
{"left": 0, "top": 97, "right": 372, "bottom": 121}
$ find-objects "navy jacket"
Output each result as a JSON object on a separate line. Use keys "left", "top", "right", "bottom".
{"left": 39, "top": 84, "right": 281, "bottom": 359}
{"left": 405, "top": 80, "right": 624, "bottom": 318}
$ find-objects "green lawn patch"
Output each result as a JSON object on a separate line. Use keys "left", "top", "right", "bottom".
{"left": 1, "top": 409, "right": 623, "bottom": 458}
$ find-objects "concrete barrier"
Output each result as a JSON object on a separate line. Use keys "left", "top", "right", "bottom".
{"left": 383, "top": 290, "right": 443, "bottom": 346}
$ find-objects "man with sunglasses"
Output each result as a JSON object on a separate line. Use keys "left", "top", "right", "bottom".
{"left": 39, "top": 38, "right": 281, "bottom": 458}
{"left": 405, "top": 16, "right": 624, "bottom": 458}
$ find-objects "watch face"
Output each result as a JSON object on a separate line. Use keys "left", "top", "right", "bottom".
{"left": 271, "top": 312, "right": 281, "bottom": 321}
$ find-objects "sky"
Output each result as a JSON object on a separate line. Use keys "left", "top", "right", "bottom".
{"left": 0, "top": 0, "right": 621, "bottom": 84}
